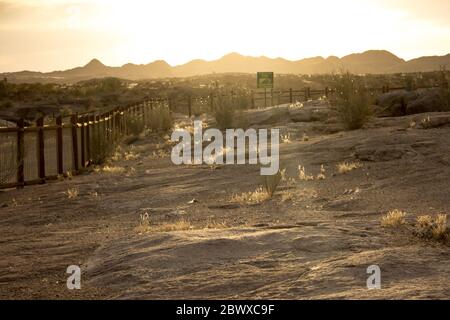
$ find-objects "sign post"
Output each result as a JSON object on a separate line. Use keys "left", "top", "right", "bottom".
{"left": 257, "top": 72, "right": 274, "bottom": 108}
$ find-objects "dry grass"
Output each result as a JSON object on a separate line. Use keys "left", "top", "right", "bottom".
{"left": 415, "top": 214, "right": 448, "bottom": 241}
{"left": 316, "top": 164, "right": 326, "bottom": 180}
{"left": 281, "top": 133, "right": 292, "bottom": 143}
{"left": 298, "top": 165, "right": 314, "bottom": 181}
{"left": 231, "top": 187, "right": 270, "bottom": 205}
{"left": 65, "top": 187, "right": 79, "bottom": 199}
{"left": 336, "top": 161, "right": 362, "bottom": 174}
{"left": 205, "top": 219, "right": 228, "bottom": 229}
{"left": 381, "top": 209, "right": 407, "bottom": 228}
{"left": 95, "top": 165, "right": 126, "bottom": 174}
{"left": 135, "top": 212, "right": 193, "bottom": 233}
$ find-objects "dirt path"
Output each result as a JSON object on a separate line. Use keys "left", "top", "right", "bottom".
{"left": 0, "top": 104, "right": 449, "bottom": 299}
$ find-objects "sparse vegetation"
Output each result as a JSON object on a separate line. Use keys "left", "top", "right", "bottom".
{"left": 214, "top": 95, "right": 235, "bottom": 129}
{"left": 65, "top": 187, "right": 79, "bottom": 199}
{"left": 146, "top": 104, "right": 173, "bottom": 132}
{"left": 415, "top": 214, "right": 448, "bottom": 241}
{"left": 298, "top": 165, "right": 314, "bottom": 181}
{"left": 231, "top": 187, "right": 270, "bottom": 205}
{"left": 96, "top": 165, "right": 126, "bottom": 175}
{"left": 381, "top": 209, "right": 407, "bottom": 228}
{"left": 90, "top": 133, "right": 116, "bottom": 165}
{"left": 334, "top": 72, "right": 371, "bottom": 130}
{"left": 263, "top": 170, "right": 282, "bottom": 198}
{"left": 126, "top": 115, "right": 145, "bottom": 136}
{"left": 336, "top": 161, "right": 362, "bottom": 174}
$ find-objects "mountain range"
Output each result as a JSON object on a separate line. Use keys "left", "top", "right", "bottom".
{"left": 3, "top": 50, "right": 450, "bottom": 83}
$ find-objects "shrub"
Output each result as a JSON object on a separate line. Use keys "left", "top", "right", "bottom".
{"left": 126, "top": 115, "right": 145, "bottom": 136}
{"left": 90, "top": 133, "right": 116, "bottom": 165}
{"left": 214, "top": 95, "right": 235, "bottom": 129}
{"left": 381, "top": 209, "right": 407, "bottom": 228}
{"left": 335, "top": 72, "right": 371, "bottom": 130}
{"left": 415, "top": 214, "right": 448, "bottom": 241}
{"left": 146, "top": 104, "right": 173, "bottom": 132}
{"left": 336, "top": 161, "right": 362, "bottom": 174}
{"left": 263, "top": 170, "right": 282, "bottom": 198}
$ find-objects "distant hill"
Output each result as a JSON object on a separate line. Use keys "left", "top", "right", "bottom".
{"left": 2, "top": 50, "right": 449, "bottom": 83}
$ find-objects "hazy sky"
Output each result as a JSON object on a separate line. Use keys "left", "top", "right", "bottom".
{"left": 1, "top": 0, "right": 449, "bottom": 72}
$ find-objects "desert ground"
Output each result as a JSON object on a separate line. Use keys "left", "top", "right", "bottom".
{"left": 0, "top": 100, "right": 449, "bottom": 299}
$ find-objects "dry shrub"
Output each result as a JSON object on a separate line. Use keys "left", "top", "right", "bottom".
{"left": 135, "top": 212, "right": 192, "bottom": 233}
{"left": 147, "top": 104, "right": 173, "bottom": 132}
{"left": 415, "top": 214, "right": 448, "bottom": 241}
{"left": 153, "top": 219, "right": 192, "bottom": 232}
{"left": 231, "top": 188, "right": 270, "bottom": 205}
{"left": 298, "top": 165, "right": 314, "bottom": 181}
{"left": 98, "top": 165, "right": 126, "bottom": 174}
{"left": 337, "top": 161, "right": 362, "bottom": 174}
{"left": 263, "top": 170, "right": 282, "bottom": 197}
{"left": 66, "top": 187, "right": 79, "bottom": 199}
{"left": 381, "top": 209, "right": 407, "bottom": 228}
{"left": 316, "top": 164, "right": 326, "bottom": 180}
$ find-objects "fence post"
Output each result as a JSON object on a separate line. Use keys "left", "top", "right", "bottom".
{"left": 36, "top": 117, "right": 45, "bottom": 183}
{"left": 264, "top": 88, "right": 267, "bottom": 108}
{"left": 86, "top": 115, "right": 91, "bottom": 165}
{"left": 271, "top": 88, "right": 274, "bottom": 106}
{"left": 325, "top": 87, "right": 329, "bottom": 98}
{"left": 71, "top": 114, "right": 79, "bottom": 173}
{"left": 56, "top": 116, "right": 63, "bottom": 175}
{"left": 210, "top": 92, "right": 214, "bottom": 112}
{"left": 16, "top": 118, "right": 25, "bottom": 188}
{"left": 305, "top": 87, "right": 311, "bottom": 101}
{"left": 188, "top": 95, "right": 192, "bottom": 117}
{"left": 80, "top": 116, "right": 86, "bottom": 168}
{"left": 289, "top": 88, "right": 293, "bottom": 103}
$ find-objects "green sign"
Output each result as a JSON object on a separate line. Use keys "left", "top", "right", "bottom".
{"left": 257, "top": 72, "right": 274, "bottom": 89}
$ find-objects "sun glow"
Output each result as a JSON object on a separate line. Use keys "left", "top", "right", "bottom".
{"left": 0, "top": 0, "right": 449, "bottom": 71}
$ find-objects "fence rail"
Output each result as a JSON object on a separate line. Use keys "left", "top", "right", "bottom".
{"left": 0, "top": 99, "right": 169, "bottom": 189}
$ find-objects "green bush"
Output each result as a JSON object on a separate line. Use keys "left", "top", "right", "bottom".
{"left": 90, "top": 132, "right": 116, "bottom": 165}
{"left": 335, "top": 72, "right": 371, "bottom": 130}
{"left": 125, "top": 115, "right": 145, "bottom": 136}
{"left": 146, "top": 104, "right": 173, "bottom": 132}
{"left": 214, "top": 95, "right": 235, "bottom": 130}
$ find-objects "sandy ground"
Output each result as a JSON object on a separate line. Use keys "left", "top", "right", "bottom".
{"left": 0, "top": 102, "right": 449, "bottom": 299}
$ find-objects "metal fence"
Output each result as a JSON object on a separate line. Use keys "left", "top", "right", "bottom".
{"left": 0, "top": 99, "right": 168, "bottom": 189}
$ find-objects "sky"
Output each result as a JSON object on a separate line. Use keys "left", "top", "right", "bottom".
{"left": 0, "top": 0, "right": 449, "bottom": 72}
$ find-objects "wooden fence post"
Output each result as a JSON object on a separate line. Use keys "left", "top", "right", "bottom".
{"left": 289, "top": 88, "right": 293, "bottom": 103}
{"left": 325, "top": 87, "right": 329, "bottom": 98}
{"left": 36, "top": 117, "right": 45, "bottom": 183}
{"left": 56, "top": 116, "right": 63, "bottom": 175}
{"left": 16, "top": 118, "right": 25, "bottom": 188}
{"left": 80, "top": 116, "right": 86, "bottom": 168}
{"left": 71, "top": 114, "right": 79, "bottom": 173}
